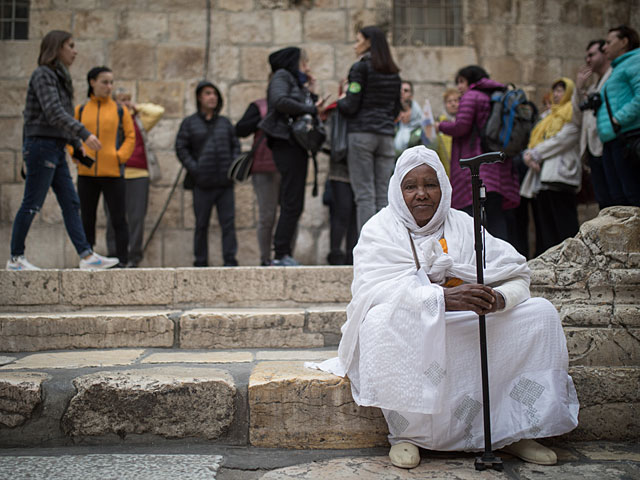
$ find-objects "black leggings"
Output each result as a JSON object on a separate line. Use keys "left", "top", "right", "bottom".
{"left": 270, "top": 138, "right": 308, "bottom": 259}
{"left": 77, "top": 176, "right": 128, "bottom": 264}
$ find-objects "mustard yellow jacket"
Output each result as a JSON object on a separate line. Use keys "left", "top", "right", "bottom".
{"left": 73, "top": 95, "right": 135, "bottom": 177}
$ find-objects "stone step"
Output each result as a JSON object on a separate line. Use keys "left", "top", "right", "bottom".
{"left": 0, "top": 266, "right": 354, "bottom": 311}
{"left": 1, "top": 309, "right": 637, "bottom": 367}
{"left": 0, "top": 348, "right": 637, "bottom": 448}
{"left": 0, "top": 307, "right": 346, "bottom": 352}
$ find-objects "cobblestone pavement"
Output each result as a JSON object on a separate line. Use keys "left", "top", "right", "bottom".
{"left": 0, "top": 442, "right": 637, "bottom": 480}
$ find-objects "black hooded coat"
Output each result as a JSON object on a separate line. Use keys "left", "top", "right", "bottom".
{"left": 258, "top": 47, "right": 318, "bottom": 141}
{"left": 175, "top": 81, "right": 240, "bottom": 189}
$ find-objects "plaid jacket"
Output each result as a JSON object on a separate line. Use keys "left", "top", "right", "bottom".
{"left": 23, "top": 65, "right": 90, "bottom": 144}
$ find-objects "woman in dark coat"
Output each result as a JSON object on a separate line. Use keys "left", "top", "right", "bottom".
{"left": 259, "top": 47, "right": 324, "bottom": 266}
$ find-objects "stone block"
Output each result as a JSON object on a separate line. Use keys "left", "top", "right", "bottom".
{"left": 521, "top": 57, "right": 562, "bottom": 89}
{"left": 559, "top": 304, "right": 613, "bottom": 327}
{"left": 569, "top": 366, "right": 639, "bottom": 406}
{"left": 52, "top": 0, "right": 97, "bottom": 7}
{"left": 0, "top": 372, "right": 49, "bottom": 428}
{"left": 335, "top": 44, "right": 357, "bottom": 81}
{"left": 179, "top": 308, "right": 324, "bottom": 348}
{"left": 218, "top": 0, "right": 254, "bottom": 11}
{"left": 0, "top": 41, "right": 39, "bottom": 78}
{"left": 0, "top": 118, "right": 23, "bottom": 151}
{"left": 168, "top": 11, "right": 208, "bottom": 44}
{"left": 565, "top": 327, "right": 640, "bottom": 367}
{"left": 138, "top": 81, "right": 185, "bottom": 119}
{"left": 142, "top": 352, "right": 253, "bottom": 364}
{"left": 483, "top": 56, "right": 523, "bottom": 85}
{"left": 158, "top": 45, "right": 205, "bottom": 80}
{"left": 61, "top": 367, "right": 236, "bottom": 439}
{"left": 0, "top": 311, "right": 175, "bottom": 352}
{"left": 228, "top": 11, "right": 272, "bottom": 45}
{"left": 240, "top": 47, "right": 272, "bottom": 82}
{"left": 249, "top": 361, "right": 388, "bottom": 448}
{"left": 150, "top": 151, "right": 181, "bottom": 188}
{"left": 144, "top": 0, "right": 206, "bottom": 10}
{"left": 228, "top": 83, "right": 270, "bottom": 120}
{"left": 69, "top": 40, "right": 106, "bottom": 80}
{"left": 307, "top": 306, "right": 345, "bottom": 345}
{"left": 211, "top": 10, "right": 229, "bottom": 44}
{"left": 299, "top": 187, "right": 328, "bottom": 229}
{"left": 234, "top": 183, "right": 256, "bottom": 229}
{"left": 147, "top": 119, "right": 182, "bottom": 150}
{"left": 0, "top": 151, "right": 16, "bottom": 184}
{"left": 108, "top": 41, "right": 157, "bottom": 80}
{"left": 614, "top": 285, "right": 640, "bottom": 304}
{"left": 348, "top": 7, "right": 378, "bottom": 37}
{"left": 567, "top": 403, "right": 639, "bottom": 441}
{"left": 147, "top": 185, "right": 183, "bottom": 229}
{"left": 161, "top": 229, "right": 194, "bottom": 267}
{"left": 304, "top": 10, "right": 346, "bottom": 43}
{"left": 118, "top": 11, "right": 168, "bottom": 42}
{"left": 255, "top": 350, "right": 337, "bottom": 361}
{"left": 73, "top": 10, "right": 117, "bottom": 39}
{"left": 28, "top": 9, "right": 72, "bottom": 39}
{"left": 1, "top": 350, "right": 144, "bottom": 370}
{"left": 510, "top": 24, "right": 538, "bottom": 57}
{"left": 472, "top": 24, "right": 508, "bottom": 58}
{"left": 211, "top": 46, "right": 240, "bottom": 81}
{"left": 394, "top": 47, "right": 478, "bottom": 84}
{"left": 273, "top": 10, "right": 302, "bottom": 44}
{"left": 614, "top": 305, "right": 640, "bottom": 327}
{"left": 0, "top": 270, "right": 60, "bottom": 307}
{"left": 304, "top": 44, "right": 334, "bottom": 80}
{"left": 60, "top": 269, "right": 176, "bottom": 306}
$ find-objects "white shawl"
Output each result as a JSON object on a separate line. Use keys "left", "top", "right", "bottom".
{"left": 317, "top": 146, "right": 530, "bottom": 415}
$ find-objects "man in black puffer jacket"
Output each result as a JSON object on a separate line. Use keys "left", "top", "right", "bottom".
{"left": 175, "top": 80, "right": 240, "bottom": 266}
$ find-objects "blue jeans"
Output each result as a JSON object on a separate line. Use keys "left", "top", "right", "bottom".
{"left": 602, "top": 138, "right": 640, "bottom": 206}
{"left": 10, "top": 137, "right": 92, "bottom": 258}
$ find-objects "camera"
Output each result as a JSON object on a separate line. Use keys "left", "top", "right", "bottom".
{"left": 579, "top": 92, "right": 602, "bottom": 112}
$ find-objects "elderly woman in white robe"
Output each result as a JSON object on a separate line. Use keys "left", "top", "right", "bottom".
{"left": 312, "top": 146, "right": 579, "bottom": 469}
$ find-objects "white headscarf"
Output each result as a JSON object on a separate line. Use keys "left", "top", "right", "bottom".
{"left": 388, "top": 146, "right": 452, "bottom": 237}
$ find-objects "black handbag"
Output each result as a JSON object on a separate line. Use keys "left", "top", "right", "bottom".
{"left": 227, "top": 135, "right": 266, "bottom": 183}
{"left": 291, "top": 114, "right": 326, "bottom": 154}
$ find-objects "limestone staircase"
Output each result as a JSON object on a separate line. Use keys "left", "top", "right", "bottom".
{"left": 0, "top": 207, "right": 638, "bottom": 449}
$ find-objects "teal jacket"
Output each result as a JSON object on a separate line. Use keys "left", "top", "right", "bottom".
{"left": 597, "top": 48, "right": 640, "bottom": 143}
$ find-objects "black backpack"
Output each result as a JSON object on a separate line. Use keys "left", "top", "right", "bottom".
{"left": 480, "top": 85, "right": 538, "bottom": 157}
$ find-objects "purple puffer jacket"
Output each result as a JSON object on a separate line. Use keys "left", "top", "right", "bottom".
{"left": 439, "top": 78, "right": 520, "bottom": 210}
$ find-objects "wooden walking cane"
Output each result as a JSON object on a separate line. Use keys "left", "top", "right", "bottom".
{"left": 459, "top": 151, "right": 505, "bottom": 472}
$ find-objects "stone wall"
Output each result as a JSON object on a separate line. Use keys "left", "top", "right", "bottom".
{"left": 0, "top": 0, "right": 637, "bottom": 267}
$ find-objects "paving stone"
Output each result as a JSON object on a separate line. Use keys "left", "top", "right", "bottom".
{"left": 0, "top": 357, "right": 16, "bottom": 366}
{"left": 61, "top": 367, "right": 236, "bottom": 439}
{"left": 260, "top": 456, "right": 510, "bottom": 479}
{"left": 0, "top": 454, "right": 222, "bottom": 479}
{"left": 0, "top": 311, "right": 175, "bottom": 352}
{"left": 255, "top": 350, "right": 337, "bottom": 361}
{"left": 249, "top": 361, "right": 388, "bottom": 449}
{"left": 180, "top": 309, "right": 324, "bottom": 349}
{"left": 515, "top": 461, "right": 640, "bottom": 480}
{"left": 574, "top": 442, "right": 640, "bottom": 461}
{"left": 0, "top": 350, "right": 144, "bottom": 370}
{"left": 142, "top": 351, "right": 253, "bottom": 364}
{"left": 0, "top": 372, "right": 49, "bottom": 428}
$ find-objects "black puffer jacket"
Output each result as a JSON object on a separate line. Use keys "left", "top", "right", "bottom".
{"left": 338, "top": 54, "right": 402, "bottom": 136}
{"left": 259, "top": 47, "right": 317, "bottom": 141}
{"left": 175, "top": 83, "right": 240, "bottom": 189}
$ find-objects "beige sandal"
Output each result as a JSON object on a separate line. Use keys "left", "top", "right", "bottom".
{"left": 389, "top": 442, "right": 421, "bottom": 469}
{"left": 501, "top": 439, "right": 557, "bottom": 465}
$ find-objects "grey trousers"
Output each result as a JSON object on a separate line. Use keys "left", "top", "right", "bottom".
{"left": 347, "top": 132, "right": 395, "bottom": 232}
{"left": 106, "top": 176, "right": 149, "bottom": 266}
{"left": 252, "top": 171, "right": 281, "bottom": 265}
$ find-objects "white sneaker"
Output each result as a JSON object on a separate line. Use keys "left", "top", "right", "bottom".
{"left": 6, "top": 256, "right": 41, "bottom": 271}
{"left": 79, "top": 252, "right": 119, "bottom": 270}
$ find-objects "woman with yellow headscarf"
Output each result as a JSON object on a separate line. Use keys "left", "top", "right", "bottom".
{"left": 520, "top": 78, "right": 582, "bottom": 256}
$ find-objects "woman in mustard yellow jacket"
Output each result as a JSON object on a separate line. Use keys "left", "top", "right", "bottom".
{"left": 75, "top": 66, "right": 135, "bottom": 266}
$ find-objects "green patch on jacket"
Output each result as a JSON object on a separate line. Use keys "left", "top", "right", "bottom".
{"left": 348, "top": 82, "right": 362, "bottom": 94}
